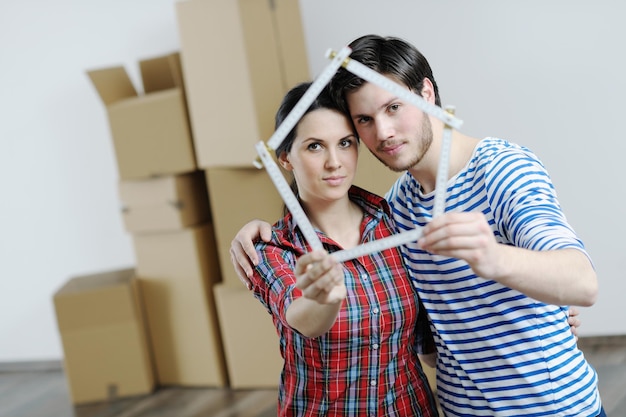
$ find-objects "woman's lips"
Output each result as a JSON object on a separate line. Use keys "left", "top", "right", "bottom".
{"left": 323, "top": 176, "right": 346, "bottom": 186}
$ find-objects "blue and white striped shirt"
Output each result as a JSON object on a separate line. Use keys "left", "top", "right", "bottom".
{"left": 387, "top": 138, "right": 601, "bottom": 416}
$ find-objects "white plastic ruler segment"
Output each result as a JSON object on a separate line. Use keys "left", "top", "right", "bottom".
{"left": 255, "top": 46, "right": 463, "bottom": 263}
{"left": 259, "top": 46, "right": 353, "bottom": 156}
{"left": 255, "top": 141, "right": 323, "bottom": 251}
{"left": 431, "top": 106, "right": 455, "bottom": 218}
{"left": 335, "top": 51, "right": 463, "bottom": 130}
{"left": 333, "top": 227, "right": 424, "bottom": 263}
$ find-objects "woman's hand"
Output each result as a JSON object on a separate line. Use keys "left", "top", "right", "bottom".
{"left": 568, "top": 306, "right": 581, "bottom": 341}
{"left": 295, "top": 250, "right": 346, "bottom": 305}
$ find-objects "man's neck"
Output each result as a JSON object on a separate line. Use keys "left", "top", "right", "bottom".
{"left": 408, "top": 131, "right": 481, "bottom": 194}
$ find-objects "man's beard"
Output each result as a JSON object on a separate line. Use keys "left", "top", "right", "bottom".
{"left": 375, "top": 115, "right": 433, "bottom": 172}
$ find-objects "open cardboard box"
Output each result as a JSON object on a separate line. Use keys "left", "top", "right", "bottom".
{"left": 87, "top": 52, "right": 196, "bottom": 180}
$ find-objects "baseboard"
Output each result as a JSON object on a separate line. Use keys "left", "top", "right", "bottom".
{"left": 0, "top": 360, "right": 63, "bottom": 373}
{"left": 578, "top": 334, "right": 626, "bottom": 345}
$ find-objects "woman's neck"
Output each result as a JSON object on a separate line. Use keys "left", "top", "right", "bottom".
{"left": 302, "top": 196, "right": 363, "bottom": 250}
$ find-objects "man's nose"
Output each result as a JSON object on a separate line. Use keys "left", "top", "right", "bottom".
{"left": 375, "top": 117, "right": 394, "bottom": 141}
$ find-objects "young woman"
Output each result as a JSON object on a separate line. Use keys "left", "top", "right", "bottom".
{"left": 249, "top": 82, "right": 439, "bottom": 416}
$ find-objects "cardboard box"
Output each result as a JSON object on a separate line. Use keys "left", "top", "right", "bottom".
{"left": 213, "top": 284, "right": 282, "bottom": 388}
{"left": 53, "top": 268, "right": 154, "bottom": 404}
{"left": 176, "top": 0, "right": 310, "bottom": 168}
{"left": 87, "top": 52, "right": 196, "bottom": 179}
{"left": 133, "top": 223, "right": 227, "bottom": 386}
{"left": 119, "top": 171, "right": 210, "bottom": 234}
{"left": 205, "top": 167, "right": 284, "bottom": 287}
{"left": 425, "top": 365, "right": 437, "bottom": 393}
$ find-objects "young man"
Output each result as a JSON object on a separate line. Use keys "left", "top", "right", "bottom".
{"left": 231, "top": 35, "right": 603, "bottom": 416}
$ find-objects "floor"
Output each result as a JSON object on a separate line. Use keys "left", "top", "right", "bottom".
{"left": 1, "top": 336, "right": 624, "bottom": 417}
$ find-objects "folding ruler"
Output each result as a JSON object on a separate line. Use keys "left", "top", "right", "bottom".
{"left": 254, "top": 46, "right": 463, "bottom": 262}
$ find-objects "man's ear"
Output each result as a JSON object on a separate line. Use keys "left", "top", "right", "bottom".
{"left": 278, "top": 151, "right": 293, "bottom": 171}
{"left": 420, "top": 78, "right": 436, "bottom": 104}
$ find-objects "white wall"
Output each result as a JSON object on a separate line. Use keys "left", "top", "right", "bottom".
{"left": 0, "top": 0, "right": 181, "bottom": 362}
{"left": 1, "top": 0, "right": 623, "bottom": 362}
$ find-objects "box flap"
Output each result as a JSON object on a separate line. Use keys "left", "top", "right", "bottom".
{"left": 139, "top": 52, "right": 184, "bottom": 93}
{"left": 87, "top": 67, "right": 137, "bottom": 106}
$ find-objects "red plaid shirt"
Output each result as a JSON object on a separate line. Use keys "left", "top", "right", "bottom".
{"left": 251, "top": 186, "right": 438, "bottom": 417}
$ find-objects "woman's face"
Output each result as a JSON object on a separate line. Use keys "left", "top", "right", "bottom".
{"left": 279, "top": 108, "right": 358, "bottom": 205}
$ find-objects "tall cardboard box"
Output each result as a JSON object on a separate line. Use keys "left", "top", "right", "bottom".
{"left": 205, "top": 167, "right": 284, "bottom": 287}
{"left": 176, "top": 0, "right": 310, "bottom": 168}
{"left": 118, "top": 171, "right": 210, "bottom": 234}
{"left": 87, "top": 52, "right": 196, "bottom": 179}
{"left": 213, "top": 284, "right": 282, "bottom": 388}
{"left": 133, "top": 223, "right": 227, "bottom": 386}
{"left": 53, "top": 268, "right": 154, "bottom": 404}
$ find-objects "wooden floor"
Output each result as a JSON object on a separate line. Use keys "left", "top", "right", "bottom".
{"left": 1, "top": 336, "right": 625, "bottom": 417}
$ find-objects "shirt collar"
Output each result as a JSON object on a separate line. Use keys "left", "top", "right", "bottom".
{"left": 283, "top": 185, "right": 390, "bottom": 249}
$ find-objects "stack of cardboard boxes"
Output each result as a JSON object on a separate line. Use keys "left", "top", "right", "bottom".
{"left": 175, "top": 0, "right": 309, "bottom": 388}
{"left": 89, "top": 49, "right": 228, "bottom": 388}
{"left": 54, "top": 0, "right": 412, "bottom": 406}
{"left": 55, "top": 49, "right": 227, "bottom": 404}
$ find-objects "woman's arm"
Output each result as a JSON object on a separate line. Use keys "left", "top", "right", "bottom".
{"left": 285, "top": 250, "right": 346, "bottom": 338}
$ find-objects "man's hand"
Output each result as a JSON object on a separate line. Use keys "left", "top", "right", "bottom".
{"left": 418, "top": 212, "right": 597, "bottom": 307}
{"left": 568, "top": 306, "right": 581, "bottom": 341}
{"left": 229, "top": 219, "right": 272, "bottom": 289}
{"left": 418, "top": 212, "right": 503, "bottom": 279}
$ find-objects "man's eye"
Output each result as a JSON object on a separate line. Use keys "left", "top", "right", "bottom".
{"left": 389, "top": 104, "right": 400, "bottom": 112}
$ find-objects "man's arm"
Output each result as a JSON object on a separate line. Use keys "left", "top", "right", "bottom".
{"left": 418, "top": 212, "right": 598, "bottom": 307}
{"left": 230, "top": 219, "right": 273, "bottom": 289}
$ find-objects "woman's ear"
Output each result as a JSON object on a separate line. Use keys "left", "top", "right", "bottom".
{"left": 278, "top": 151, "right": 293, "bottom": 171}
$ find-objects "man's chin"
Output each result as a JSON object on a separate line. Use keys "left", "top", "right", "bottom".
{"left": 376, "top": 156, "right": 410, "bottom": 172}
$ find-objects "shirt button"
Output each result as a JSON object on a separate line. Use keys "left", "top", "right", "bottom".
{"left": 361, "top": 274, "right": 368, "bottom": 280}
{"left": 370, "top": 380, "right": 377, "bottom": 386}
{"left": 372, "top": 343, "right": 379, "bottom": 350}
{"left": 372, "top": 308, "right": 379, "bottom": 314}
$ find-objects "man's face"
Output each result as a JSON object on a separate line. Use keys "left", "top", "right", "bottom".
{"left": 345, "top": 77, "right": 433, "bottom": 172}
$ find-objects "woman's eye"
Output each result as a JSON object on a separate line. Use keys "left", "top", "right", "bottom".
{"left": 307, "top": 143, "right": 322, "bottom": 151}
{"left": 339, "top": 139, "right": 353, "bottom": 148}
{"left": 357, "top": 116, "right": 371, "bottom": 124}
